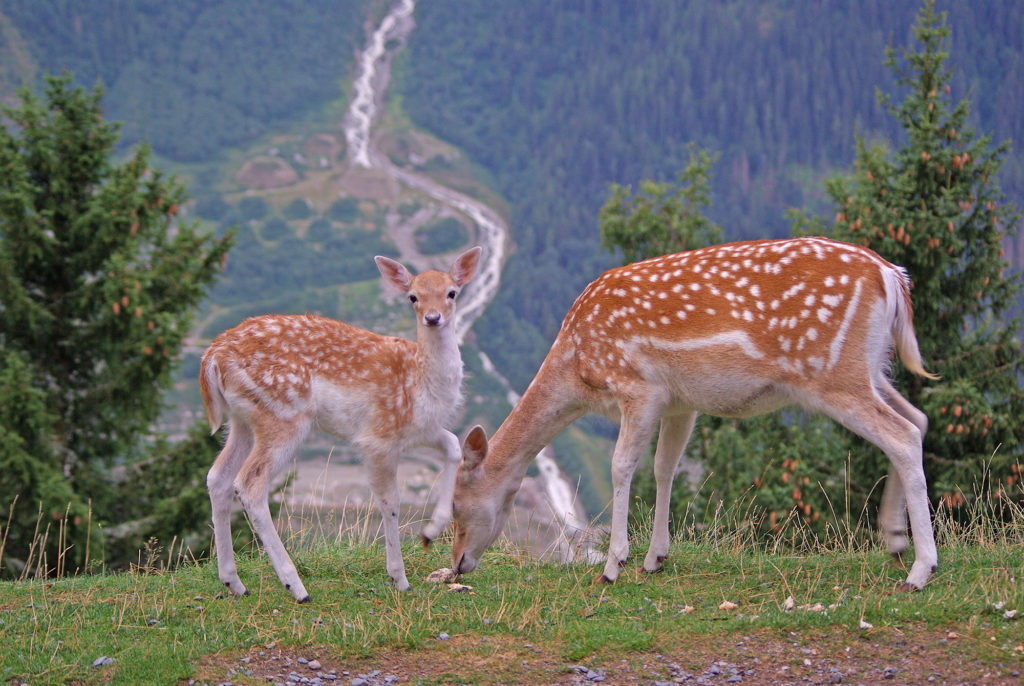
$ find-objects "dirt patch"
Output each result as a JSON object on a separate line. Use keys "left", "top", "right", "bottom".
{"left": 236, "top": 156, "right": 300, "bottom": 189}
{"left": 188, "top": 628, "right": 1022, "bottom": 685}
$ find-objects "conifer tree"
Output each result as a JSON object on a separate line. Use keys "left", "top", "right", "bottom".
{"left": 797, "top": 0, "right": 1023, "bottom": 513}
{"left": 0, "top": 75, "right": 232, "bottom": 574}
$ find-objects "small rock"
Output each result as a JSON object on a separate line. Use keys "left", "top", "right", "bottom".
{"left": 883, "top": 666, "right": 897, "bottom": 679}
{"left": 307, "top": 660, "right": 322, "bottom": 671}
{"left": 719, "top": 600, "right": 738, "bottom": 611}
{"left": 1004, "top": 609, "right": 1018, "bottom": 619}
{"left": 438, "top": 632, "right": 450, "bottom": 640}
{"left": 782, "top": 596, "right": 795, "bottom": 612}
{"left": 350, "top": 679, "right": 368, "bottom": 686}
{"left": 426, "top": 568, "right": 458, "bottom": 583}
{"left": 447, "top": 583, "right": 473, "bottom": 592}
{"left": 92, "top": 656, "right": 114, "bottom": 667}
{"left": 859, "top": 619, "right": 874, "bottom": 630}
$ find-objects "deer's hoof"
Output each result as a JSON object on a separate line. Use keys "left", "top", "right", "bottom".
{"left": 421, "top": 533, "right": 433, "bottom": 550}
{"left": 297, "top": 595, "right": 312, "bottom": 604}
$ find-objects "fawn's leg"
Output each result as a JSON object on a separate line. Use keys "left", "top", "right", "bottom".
{"left": 235, "top": 419, "right": 312, "bottom": 602}
{"left": 207, "top": 422, "right": 254, "bottom": 597}
{"left": 421, "top": 430, "right": 461, "bottom": 544}
{"left": 367, "top": 450, "right": 411, "bottom": 591}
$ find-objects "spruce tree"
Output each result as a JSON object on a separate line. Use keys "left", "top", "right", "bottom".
{"left": 800, "top": 0, "right": 1023, "bottom": 514}
{"left": 786, "top": 0, "right": 1019, "bottom": 522}
{"left": 0, "top": 75, "right": 232, "bottom": 574}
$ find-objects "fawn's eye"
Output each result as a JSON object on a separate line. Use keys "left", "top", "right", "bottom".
{"left": 409, "top": 295, "right": 418, "bottom": 303}
{"left": 447, "top": 290, "right": 457, "bottom": 299}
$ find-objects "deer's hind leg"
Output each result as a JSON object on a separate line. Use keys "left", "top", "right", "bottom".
{"left": 208, "top": 421, "right": 254, "bottom": 597}
{"left": 820, "top": 386, "right": 936, "bottom": 590}
{"left": 234, "top": 415, "right": 313, "bottom": 602}
{"left": 876, "top": 379, "right": 929, "bottom": 558}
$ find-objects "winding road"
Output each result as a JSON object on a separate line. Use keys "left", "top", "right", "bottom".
{"left": 342, "top": 0, "right": 598, "bottom": 562}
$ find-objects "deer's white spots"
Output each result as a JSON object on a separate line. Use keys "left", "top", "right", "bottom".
{"left": 782, "top": 282, "right": 806, "bottom": 300}
{"left": 804, "top": 294, "right": 816, "bottom": 307}
{"left": 806, "top": 327, "right": 818, "bottom": 341}
{"left": 822, "top": 294, "right": 843, "bottom": 308}
{"left": 824, "top": 276, "right": 836, "bottom": 288}
{"left": 817, "top": 308, "right": 832, "bottom": 323}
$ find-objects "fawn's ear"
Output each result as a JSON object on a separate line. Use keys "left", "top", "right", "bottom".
{"left": 450, "top": 246, "right": 483, "bottom": 287}
{"left": 461, "top": 425, "right": 489, "bottom": 472}
{"left": 375, "top": 255, "right": 414, "bottom": 293}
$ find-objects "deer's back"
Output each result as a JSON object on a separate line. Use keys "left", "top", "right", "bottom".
{"left": 556, "top": 238, "right": 894, "bottom": 414}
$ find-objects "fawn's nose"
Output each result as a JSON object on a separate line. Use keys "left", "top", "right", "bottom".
{"left": 424, "top": 311, "right": 442, "bottom": 327}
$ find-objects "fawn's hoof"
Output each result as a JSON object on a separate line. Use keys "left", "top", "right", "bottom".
{"left": 297, "top": 595, "right": 312, "bottom": 604}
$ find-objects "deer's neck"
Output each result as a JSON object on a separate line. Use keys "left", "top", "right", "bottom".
{"left": 415, "top": 322, "right": 462, "bottom": 379}
{"left": 485, "top": 355, "right": 585, "bottom": 488}
{"left": 410, "top": 322, "right": 464, "bottom": 427}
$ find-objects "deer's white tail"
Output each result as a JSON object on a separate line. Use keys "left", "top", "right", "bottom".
{"left": 199, "top": 356, "right": 227, "bottom": 433}
{"left": 884, "top": 265, "right": 939, "bottom": 381}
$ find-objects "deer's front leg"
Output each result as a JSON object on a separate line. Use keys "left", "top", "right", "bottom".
{"left": 644, "top": 412, "right": 696, "bottom": 574}
{"left": 600, "top": 407, "right": 659, "bottom": 583}
{"left": 421, "top": 430, "right": 460, "bottom": 545}
{"left": 367, "top": 452, "right": 411, "bottom": 591}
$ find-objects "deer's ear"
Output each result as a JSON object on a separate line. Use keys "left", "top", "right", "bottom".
{"left": 375, "top": 255, "right": 414, "bottom": 293}
{"left": 450, "top": 246, "right": 482, "bottom": 287}
{"left": 461, "top": 425, "right": 489, "bottom": 471}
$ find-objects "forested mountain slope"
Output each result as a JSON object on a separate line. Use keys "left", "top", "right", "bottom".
{"left": 2, "top": 1, "right": 1020, "bottom": 396}
{"left": 398, "top": 0, "right": 1024, "bottom": 389}
{"left": 0, "top": 0, "right": 371, "bottom": 160}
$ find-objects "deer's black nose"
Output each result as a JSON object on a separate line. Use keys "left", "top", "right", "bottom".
{"left": 424, "top": 312, "right": 442, "bottom": 327}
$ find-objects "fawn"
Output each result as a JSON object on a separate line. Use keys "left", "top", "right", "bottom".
{"left": 201, "top": 247, "right": 481, "bottom": 601}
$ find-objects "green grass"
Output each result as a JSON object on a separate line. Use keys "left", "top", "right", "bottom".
{"left": 2, "top": 505, "right": 1022, "bottom": 684}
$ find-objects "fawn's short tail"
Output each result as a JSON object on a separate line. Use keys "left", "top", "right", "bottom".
{"left": 199, "top": 354, "right": 227, "bottom": 433}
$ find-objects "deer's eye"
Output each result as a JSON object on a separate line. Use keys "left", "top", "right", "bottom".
{"left": 447, "top": 290, "right": 457, "bottom": 299}
{"left": 409, "top": 295, "right": 418, "bottom": 303}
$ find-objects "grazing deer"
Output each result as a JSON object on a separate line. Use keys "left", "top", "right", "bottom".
{"left": 201, "top": 247, "right": 482, "bottom": 601}
{"left": 451, "top": 237, "right": 939, "bottom": 591}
